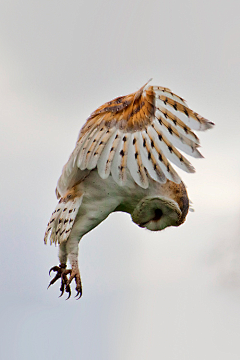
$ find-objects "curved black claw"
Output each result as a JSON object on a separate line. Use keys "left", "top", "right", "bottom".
{"left": 74, "top": 276, "right": 82, "bottom": 300}
{"left": 60, "top": 281, "right": 71, "bottom": 300}
{"left": 66, "top": 287, "right": 71, "bottom": 300}
{"left": 49, "top": 266, "right": 61, "bottom": 276}
{"left": 59, "top": 278, "right": 65, "bottom": 298}
{"left": 75, "top": 290, "right": 82, "bottom": 300}
{"left": 48, "top": 264, "right": 83, "bottom": 300}
{"left": 63, "top": 271, "right": 83, "bottom": 300}
{"left": 48, "top": 264, "right": 71, "bottom": 298}
{"left": 48, "top": 266, "right": 62, "bottom": 289}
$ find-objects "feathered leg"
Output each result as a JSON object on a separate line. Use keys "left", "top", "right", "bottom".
{"left": 46, "top": 184, "right": 121, "bottom": 299}
{"left": 46, "top": 192, "right": 84, "bottom": 299}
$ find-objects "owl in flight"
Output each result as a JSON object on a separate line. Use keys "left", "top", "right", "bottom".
{"left": 44, "top": 80, "right": 214, "bottom": 299}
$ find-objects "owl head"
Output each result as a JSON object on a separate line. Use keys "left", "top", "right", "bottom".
{"left": 131, "top": 181, "right": 189, "bottom": 231}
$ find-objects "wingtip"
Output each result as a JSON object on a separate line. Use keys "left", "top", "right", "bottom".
{"left": 144, "top": 78, "right": 153, "bottom": 90}
{"left": 136, "top": 78, "right": 153, "bottom": 97}
{"left": 206, "top": 121, "right": 215, "bottom": 129}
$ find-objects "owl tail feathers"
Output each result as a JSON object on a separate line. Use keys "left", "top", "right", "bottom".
{"left": 44, "top": 192, "right": 83, "bottom": 245}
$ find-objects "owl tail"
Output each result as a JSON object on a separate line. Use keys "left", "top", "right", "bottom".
{"left": 44, "top": 192, "right": 83, "bottom": 245}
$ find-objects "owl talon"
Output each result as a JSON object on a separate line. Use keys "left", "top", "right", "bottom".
{"left": 59, "top": 290, "right": 64, "bottom": 298}
{"left": 47, "top": 269, "right": 61, "bottom": 288}
{"left": 66, "top": 288, "right": 71, "bottom": 300}
{"left": 75, "top": 289, "right": 82, "bottom": 300}
{"left": 48, "top": 264, "right": 71, "bottom": 297}
{"left": 59, "top": 279, "right": 65, "bottom": 297}
{"left": 66, "top": 269, "right": 82, "bottom": 300}
{"left": 49, "top": 265, "right": 61, "bottom": 276}
{"left": 48, "top": 264, "right": 81, "bottom": 299}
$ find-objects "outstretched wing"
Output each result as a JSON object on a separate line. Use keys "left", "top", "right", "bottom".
{"left": 56, "top": 80, "right": 214, "bottom": 194}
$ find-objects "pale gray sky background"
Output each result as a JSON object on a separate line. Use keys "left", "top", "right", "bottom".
{"left": 1, "top": 1, "right": 240, "bottom": 359}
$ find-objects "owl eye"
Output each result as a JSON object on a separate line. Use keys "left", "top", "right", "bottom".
{"left": 152, "top": 208, "right": 163, "bottom": 222}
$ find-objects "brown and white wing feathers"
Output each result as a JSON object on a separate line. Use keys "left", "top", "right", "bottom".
{"left": 97, "top": 129, "right": 120, "bottom": 179}
{"left": 56, "top": 81, "right": 214, "bottom": 193}
{"left": 127, "top": 132, "right": 149, "bottom": 189}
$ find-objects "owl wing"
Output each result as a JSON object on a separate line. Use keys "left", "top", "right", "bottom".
{"left": 56, "top": 81, "right": 214, "bottom": 195}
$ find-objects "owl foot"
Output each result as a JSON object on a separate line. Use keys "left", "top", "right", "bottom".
{"left": 48, "top": 264, "right": 72, "bottom": 299}
{"left": 66, "top": 267, "right": 82, "bottom": 300}
{"left": 48, "top": 264, "right": 82, "bottom": 300}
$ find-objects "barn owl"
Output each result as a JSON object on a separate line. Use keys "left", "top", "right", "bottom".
{"left": 44, "top": 80, "right": 214, "bottom": 299}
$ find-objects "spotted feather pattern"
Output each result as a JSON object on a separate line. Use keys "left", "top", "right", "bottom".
{"left": 56, "top": 81, "right": 214, "bottom": 191}
{"left": 97, "top": 130, "right": 121, "bottom": 177}
{"left": 127, "top": 132, "right": 149, "bottom": 188}
{"left": 44, "top": 194, "right": 83, "bottom": 245}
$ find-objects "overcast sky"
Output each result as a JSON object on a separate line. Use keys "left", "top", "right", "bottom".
{"left": 1, "top": 1, "right": 240, "bottom": 359}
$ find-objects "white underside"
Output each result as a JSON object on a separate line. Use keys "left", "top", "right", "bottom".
{"left": 56, "top": 169, "right": 183, "bottom": 265}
